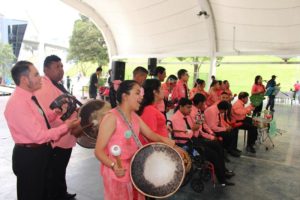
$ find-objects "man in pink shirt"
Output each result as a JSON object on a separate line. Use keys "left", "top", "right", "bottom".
{"left": 35, "top": 55, "right": 80, "bottom": 200}
{"left": 232, "top": 92, "right": 258, "bottom": 153}
{"left": 204, "top": 101, "right": 240, "bottom": 157}
{"left": 171, "top": 69, "right": 189, "bottom": 102}
{"left": 170, "top": 98, "right": 234, "bottom": 186}
{"left": 4, "top": 61, "right": 79, "bottom": 200}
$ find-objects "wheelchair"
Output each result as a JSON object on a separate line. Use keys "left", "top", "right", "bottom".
{"left": 166, "top": 120, "right": 216, "bottom": 193}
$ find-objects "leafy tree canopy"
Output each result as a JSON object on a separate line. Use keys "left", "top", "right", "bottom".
{"left": 67, "top": 15, "right": 108, "bottom": 75}
{"left": 0, "top": 42, "right": 15, "bottom": 81}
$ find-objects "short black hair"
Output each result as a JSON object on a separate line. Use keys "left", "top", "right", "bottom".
{"left": 238, "top": 92, "right": 249, "bottom": 99}
{"left": 11, "top": 61, "right": 33, "bottom": 86}
{"left": 167, "top": 74, "right": 178, "bottom": 82}
{"left": 192, "top": 93, "right": 206, "bottom": 105}
{"left": 133, "top": 66, "right": 148, "bottom": 76}
{"left": 154, "top": 66, "right": 166, "bottom": 76}
{"left": 217, "top": 100, "right": 230, "bottom": 110}
{"left": 96, "top": 66, "right": 102, "bottom": 72}
{"left": 44, "top": 55, "right": 61, "bottom": 69}
{"left": 178, "top": 97, "right": 192, "bottom": 107}
{"left": 177, "top": 69, "right": 188, "bottom": 79}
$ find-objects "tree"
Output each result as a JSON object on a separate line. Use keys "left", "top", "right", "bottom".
{"left": 177, "top": 56, "right": 223, "bottom": 83}
{"left": 0, "top": 42, "right": 15, "bottom": 84}
{"left": 67, "top": 15, "right": 108, "bottom": 76}
{"left": 177, "top": 56, "right": 209, "bottom": 83}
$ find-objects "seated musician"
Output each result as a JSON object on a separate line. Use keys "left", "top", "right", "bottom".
{"left": 232, "top": 92, "right": 258, "bottom": 153}
{"left": 204, "top": 101, "right": 240, "bottom": 157}
{"left": 171, "top": 98, "right": 235, "bottom": 186}
{"left": 190, "top": 93, "right": 218, "bottom": 140}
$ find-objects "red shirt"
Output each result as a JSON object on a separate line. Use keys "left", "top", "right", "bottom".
{"left": 251, "top": 84, "right": 265, "bottom": 94}
{"left": 4, "top": 86, "right": 69, "bottom": 144}
{"left": 171, "top": 80, "right": 188, "bottom": 101}
{"left": 139, "top": 105, "right": 168, "bottom": 144}
{"left": 232, "top": 99, "right": 254, "bottom": 121}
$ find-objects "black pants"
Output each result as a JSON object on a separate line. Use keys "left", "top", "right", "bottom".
{"left": 47, "top": 147, "right": 72, "bottom": 199}
{"left": 253, "top": 102, "right": 263, "bottom": 117}
{"left": 234, "top": 117, "right": 258, "bottom": 147}
{"left": 266, "top": 95, "right": 275, "bottom": 110}
{"left": 214, "top": 131, "right": 236, "bottom": 152}
{"left": 190, "top": 138, "right": 226, "bottom": 183}
{"left": 12, "top": 144, "right": 51, "bottom": 200}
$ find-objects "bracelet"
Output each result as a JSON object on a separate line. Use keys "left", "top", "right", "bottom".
{"left": 110, "top": 162, "right": 116, "bottom": 169}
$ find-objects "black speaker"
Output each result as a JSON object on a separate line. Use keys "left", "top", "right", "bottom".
{"left": 111, "top": 61, "right": 125, "bottom": 81}
{"left": 148, "top": 58, "right": 157, "bottom": 76}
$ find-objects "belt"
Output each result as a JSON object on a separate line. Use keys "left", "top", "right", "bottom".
{"left": 15, "top": 142, "right": 51, "bottom": 148}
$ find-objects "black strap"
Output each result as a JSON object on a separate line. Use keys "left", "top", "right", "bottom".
{"left": 32, "top": 96, "right": 51, "bottom": 129}
{"left": 51, "top": 80, "right": 83, "bottom": 106}
{"left": 183, "top": 117, "right": 191, "bottom": 129}
{"left": 117, "top": 107, "right": 143, "bottom": 148}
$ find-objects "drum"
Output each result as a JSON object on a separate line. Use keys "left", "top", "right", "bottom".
{"left": 181, "top": 148, "right": 192, "bottom": 174}
{"left": 130, "top": 143, "right": 185, "bottom": 198}
{"left": 76, "top": 100, "right": 111, "bottom": 148}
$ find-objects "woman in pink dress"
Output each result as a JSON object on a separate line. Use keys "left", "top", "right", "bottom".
{"left": 138, "top": 79, "right": 169, "bottom": 145}
{"left": 95, "top": 80, "right": 176, "bottom": 200}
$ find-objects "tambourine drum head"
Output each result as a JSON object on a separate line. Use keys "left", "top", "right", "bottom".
{"left": 131, "top": 143, "right": 185, "bottom": 198}
{"left": 77, "top": 100, "right": 111, "bottom": 148}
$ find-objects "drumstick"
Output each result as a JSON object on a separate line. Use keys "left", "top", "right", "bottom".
{"left": 110, "top": 145, "right": 122, "bottom": 168}
{"left": 81, "top": 120, "right": 98, "bottom": 130}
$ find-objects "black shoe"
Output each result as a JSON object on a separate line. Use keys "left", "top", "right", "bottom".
{"left": 221, "top": 181, "right": 235, "bottom": 187}
{"left": 246, "top": 146, "right": 256, "bottom": 153}
{"left": 224, "top": 156, "right": 231, "bottom": 163}
{"left": 228, "top": 150, "right": 241, "bottom": 157}
{"left": 59, "top": 193, "right": 76, "bottom": 200}
{"left": 234, "top": 148, "right": 242, "bottom": 153}
{"left": 270, "top": 109, "right": 275, "bottom": 112}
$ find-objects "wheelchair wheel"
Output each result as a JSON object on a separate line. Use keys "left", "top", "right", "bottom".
{"left": 201, "top": 168, "right": 211, "bottom": 182}
{"left": 191, "top": 179, "right": 204, "bottom": 193}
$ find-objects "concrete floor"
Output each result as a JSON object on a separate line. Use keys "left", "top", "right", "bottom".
{"left": 1, "top": 96, "right": 300, "bottom": 200}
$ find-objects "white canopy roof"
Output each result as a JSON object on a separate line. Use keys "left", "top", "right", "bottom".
{"left": 62, "top": 0, "right": 300, "bottom": 59}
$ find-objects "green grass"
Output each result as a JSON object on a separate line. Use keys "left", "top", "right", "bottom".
{"left": 66, "top": 56, "right": 300, "bottom": 94}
